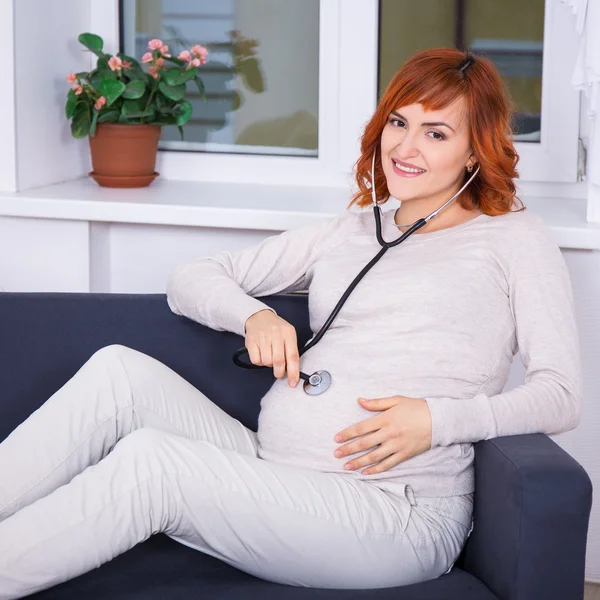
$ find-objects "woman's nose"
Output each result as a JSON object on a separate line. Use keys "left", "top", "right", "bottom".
{"left": 395, "top": 131, "right": 420, "bottom": 155}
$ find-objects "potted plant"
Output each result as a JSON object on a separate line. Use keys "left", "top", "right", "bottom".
{"left": 65, "top": 33, "right": 208, "bottom": 188}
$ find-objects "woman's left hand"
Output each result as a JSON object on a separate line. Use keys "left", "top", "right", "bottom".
{"left": 333, "top": 395, "right": 432, "bottom": 475}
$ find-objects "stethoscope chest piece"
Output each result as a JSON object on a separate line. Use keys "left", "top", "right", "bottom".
{"left": 303, "top": 370, "right": 332, "bottom": 396}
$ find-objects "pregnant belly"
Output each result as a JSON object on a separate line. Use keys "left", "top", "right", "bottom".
{"left": 254, "top": 343, "right": 483, "bottom": 478}
{"left": 256, "top": 374, "right": 370, "bottom": 472}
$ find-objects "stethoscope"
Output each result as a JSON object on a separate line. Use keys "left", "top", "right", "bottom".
{"left": 232, "top": 151, "right": 481, "bottom": 395}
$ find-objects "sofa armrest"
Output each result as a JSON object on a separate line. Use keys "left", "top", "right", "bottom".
{"left": 461, "top": 433, "right": 592, "bottom": 600}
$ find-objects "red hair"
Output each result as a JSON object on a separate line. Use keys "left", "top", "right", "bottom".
{"left": 349, "top": 48, "right": 525, "bottom": 216}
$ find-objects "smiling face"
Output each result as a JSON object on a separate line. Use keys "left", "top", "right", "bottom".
{"left": 380, "top": 98, "right": 476, "bottom": 206}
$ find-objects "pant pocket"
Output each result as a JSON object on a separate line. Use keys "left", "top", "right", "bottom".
{"left": 413, "top": 494, "right": 474, "bottom": 576}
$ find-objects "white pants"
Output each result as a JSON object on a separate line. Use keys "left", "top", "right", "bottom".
{"left": 0, "top": 345, "right": 474, "bottom": 599}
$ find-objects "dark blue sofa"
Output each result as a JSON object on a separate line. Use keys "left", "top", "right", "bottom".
{"left": 0, "top": 292, "right": 592, "bottom": 600}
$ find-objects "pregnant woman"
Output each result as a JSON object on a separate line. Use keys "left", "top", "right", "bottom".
{"left": 0, "top": 48, "right": 582, "bottom": 598}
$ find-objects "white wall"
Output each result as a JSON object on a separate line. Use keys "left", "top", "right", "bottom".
{"left": 0, "top": 1, "right": 17, "bottom": 192}
{"left": 0, "top": 216, "right": 89, "bottom": 291}
{"left": 9, "top": 0, "right": 93, "bottom": 192}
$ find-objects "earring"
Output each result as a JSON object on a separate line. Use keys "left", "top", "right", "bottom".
{"left": 467, "top": 164, "right": 474, "bottom": 173}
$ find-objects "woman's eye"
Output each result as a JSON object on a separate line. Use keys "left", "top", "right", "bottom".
{"left": 389, "top": 119, "right": 444, "bottom": 140}
{"left": 427, "top": 131, "right": 445, "bottom": 141}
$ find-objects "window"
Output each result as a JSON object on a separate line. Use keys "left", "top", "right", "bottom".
{"left": 98, "top": 0, "right": 580, "bottom": 186}
{"left": 121, "top": 0, "right": 320, "bottom": 157}
{"left": 379, "top": 0, "right": 544, "bottom": 143}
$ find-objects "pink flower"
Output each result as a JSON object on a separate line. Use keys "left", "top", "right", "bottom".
{"left": 149, "top": 65, "right": 160, "bottom": 79}
{"left": 191, "top": 44, "right": 208, "bottom": 59}
{"left": 148, "top": 39, "right": 163, "bottom": 50}
{"left": 122, "top": 60, "right": 132, "bottom": 69}
{"left": 108, "top": 55, "right": 123, "bottom": 71}
{"left": 190, "top": 58, "right": 201, "bottom": 67}
{"left": 159, "top": 45, "right": 171, "bottom": 57}
{"left": 178, "top": 50, "right": 191, "bottom": 62}
{"left": 72, "top": 83, "right": 83, "bottom": 95}
{"left": 94, "top": 96, "right": 106, "bottom": 110}
{"left": 66, "top": 72, "right": 77, "bottom": 84}
{"left": 156, "top": 57, "right": 165, "bottom": 68}
{"left": 141, "top": 52, "right": 153, "bottom": 64}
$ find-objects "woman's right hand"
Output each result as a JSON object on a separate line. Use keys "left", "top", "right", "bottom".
{"left": 244, "top": 309, "right": 301, "bottom": 387}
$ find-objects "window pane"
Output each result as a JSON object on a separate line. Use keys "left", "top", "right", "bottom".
{"left": 121, "top": 0, "right": 319, "bottom": 156}
{"left": 378, "top": 0, "right": 544, "bottom": 142}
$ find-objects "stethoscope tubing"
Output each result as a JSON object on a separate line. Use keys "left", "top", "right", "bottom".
{"left": 231, "top": 207, "right": 429, "bottom": 383}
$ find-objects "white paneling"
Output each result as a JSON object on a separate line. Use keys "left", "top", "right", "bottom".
{"left": 510, "top": 0, "right": 581, "bottom": 183}
{"left": 0, "top": 0, "right": 16, "bottom": 193}
{"left": 338, "top": 0, "right": 378, "bottom": 174}
{"left": 589, "top": 184, "right": 600, "bottom": 223}
{"left": 13, "top": 0, "right": 92, "bottom": 191}
{"left": 103, "top": 222, "right": 274, "bottom": 293}
{"left": 90, "top": 0, "right": 119, "bottom": 55}
{"left": 0, "top": 217, "right": 89, "bottom": 292}
{"left": 89, "top": 222, "right": 112, "bottom": 293}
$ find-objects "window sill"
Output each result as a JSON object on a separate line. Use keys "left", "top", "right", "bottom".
{"left": 0, "top": 177, "right": 598, "bottom": 250}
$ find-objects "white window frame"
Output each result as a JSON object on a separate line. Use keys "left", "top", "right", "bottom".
{"left": 92, "top": 0, "right": 581, "bottom": 188}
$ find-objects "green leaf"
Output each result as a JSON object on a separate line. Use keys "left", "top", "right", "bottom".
{"left": 176, "top": 100, "right": 193, "bottom": 126}
{"left": 97, "top": 110, "right": 120, "bottom": 123}
{"left": 119, "top": 54, "right": 146, "bottom": 80}
{"left": 71, "top": 105, "right": 91, "bottom": 138}
{"left": 153, "top": 116, "right": 178, "bottom": 126}
{"left": 121, "top": 98, "right": 142, "bottom": 114}
{"left": 158, "top": 81, "right": 186, "bottom": 101}
{"left": 118, "top": 114, "right": 136, "bottom": 125}
{"left": 93, "top": 56, "right": 118, "bottom": 81}
{"left": 123, "top": 79, "right": 145, "bottom": 99}
{"left": 90, "top": 109, "right": 99, "bottom": 137}
{"left": 231, "top": 90, "right": 242, "bottom": 111}
{"left": 238, "top": 57, "right": 265, "bottom": 94}
{"left": 164, "top": 56, "right": 186, "bottom": 67}
{"left": 94, "top": 58, "right": 118, "bottom": 82}
{"left": 65, "top": 89, "right": 77, "bottom": 119}
{"left": 164, "top": 67, "right": 197, "bottom": 86}
{"left": 78, "top": 33, "right": 104, "bottom": 57}
{"left": 98, "top": 79, "right": 126, "bottom": 106}
{"left": 156, "top": 92, "right": 168, "bottom": 111}
{"left": 121, "top": 100, "right": 155, "bottom": 120}
{"left": 177, "top": 125, "right": 184, "bottom": 141}
{"left": 194, "top": 77, "right": 206, "bottom": 99}
{"left": 158, "top": 106, "right": 176, "bottom": 116}
{"left": 97, "top": 69, "right": 118, "bottom": 82}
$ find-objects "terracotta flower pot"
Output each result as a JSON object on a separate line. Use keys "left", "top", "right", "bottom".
{"left": 88, "top": 124, "right": 162, "bottom": 188}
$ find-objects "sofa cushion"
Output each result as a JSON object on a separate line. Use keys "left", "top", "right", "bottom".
{"left": 30, "top": 534, "right": 497, "bottom": 599}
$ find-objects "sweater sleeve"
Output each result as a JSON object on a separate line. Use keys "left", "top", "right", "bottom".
{"left": 166, "top": 210, "right": 356, "bottom": 337}
{"left": 424, "top": 214, "right": 583, "bottom": 447}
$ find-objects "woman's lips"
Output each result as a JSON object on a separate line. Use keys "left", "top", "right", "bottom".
{"left": 392, "top": 159, "right": 426, "bottom": 178}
